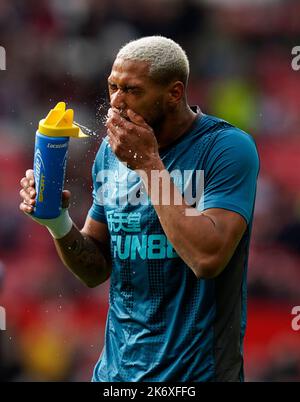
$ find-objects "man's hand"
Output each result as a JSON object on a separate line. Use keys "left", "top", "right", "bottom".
{"left": 19, "top": 170, "right": 111, "bottom": 287}
{"left": 106, "top": 108, "right": 161, "bottom": 170}
{"left": 19, "top": 169, "right": 37, "bottom": 214}
{"left": 19, "top": 169, "right": 73, "bottom": 239}
{"left": 19, "top": 169, "right": 71, "bottom": 215}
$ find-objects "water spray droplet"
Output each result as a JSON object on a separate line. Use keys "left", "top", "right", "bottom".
{"left": 73, "top": 121, "right": 99, "bottom": 139}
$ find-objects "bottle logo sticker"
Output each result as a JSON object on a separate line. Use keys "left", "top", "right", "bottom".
{"left": 34, "top": 149, "right": 46, "bottom": 202}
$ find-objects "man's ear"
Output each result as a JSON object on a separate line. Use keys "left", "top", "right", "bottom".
{"left": 168, "top": 81, "right": 185, "bottom": 105}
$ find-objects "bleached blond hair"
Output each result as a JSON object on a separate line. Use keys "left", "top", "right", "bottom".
{"left": 116, "top": 36, "right": 190, "bottom": 86}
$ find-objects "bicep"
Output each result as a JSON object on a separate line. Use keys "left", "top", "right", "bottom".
{"left": 201, "top": 208, "right": 247, "bottom": 269}
{"left": 199, "top": 130, "right": 259, "bottom": 225}
{"left": 203, "top": 208, "right": 247, "bottom": 238}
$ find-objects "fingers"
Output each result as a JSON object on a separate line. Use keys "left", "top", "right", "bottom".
{"left": 19, "top": 187, "right": 36, "bottom": 204}
{"left": 20, "top": 170, "right": 35, "bottom": 191}
{"left": 127, "top": 109, "right": 148, "bottom": 127}
{"left": 107, "top": 127, "right": 121, "bottom": 148}
{"left": 106, "top": 108, "right": 151, "bottom": 140}
{"left": 19, "top": 169, "right": 71, "bottom": 216}
{"left": 19, "top": 200, "right": 34, "bottom": 214}
{"left": 19, "top": 170, "right": 36, "bottom": 214}
{"left": 106, "top": 109, "right": 126, "bottom": 132}
{"left": 25, "top": 169, "right": 35, "bottom": 187}
{"left": 107, "top": 108, "right": 137, "bottom": 130}
{"left": 19, "top": 177, "right": 36, "bottom": 198}
{"left": 19, "top": 187, "right": 36, "bottom": 214}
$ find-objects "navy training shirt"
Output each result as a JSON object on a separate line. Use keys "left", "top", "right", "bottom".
{"left": 89, "top": 109, "right": 259, "bottom": 382}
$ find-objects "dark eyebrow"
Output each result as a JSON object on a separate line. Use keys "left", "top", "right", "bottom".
{"left": 108, "top": 81, "right": 142, "bottom": 92}
{"left": 125, "top": 85, "right": 140, "bottom": 90}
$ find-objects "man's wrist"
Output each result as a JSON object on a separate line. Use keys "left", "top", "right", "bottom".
{"left": 46, "top": 208, "right": 73, "bottom": 239}
{"left": 138, "top": 154, "right": 165, "bottom": 175}
{"left": 29, "top": 208, "right": 73, "bottom": 239}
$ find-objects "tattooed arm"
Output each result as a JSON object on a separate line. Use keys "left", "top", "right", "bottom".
{"left": 53, "top": 217, "right": 112, "bottom": 288}
{"left": 19, "top": 169, "right": 111, "bottom": 288}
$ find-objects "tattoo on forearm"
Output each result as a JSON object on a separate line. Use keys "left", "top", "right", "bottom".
{"left": 69, "top": 236, "right": 104, "bottom": 270}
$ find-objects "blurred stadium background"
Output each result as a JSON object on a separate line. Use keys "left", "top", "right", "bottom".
{"left": 1, "top": 0, "right": 300, "bottom": 381}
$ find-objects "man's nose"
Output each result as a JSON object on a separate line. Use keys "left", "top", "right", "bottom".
{"left": 110, "top": 89, "right": 126, "bottom": 110}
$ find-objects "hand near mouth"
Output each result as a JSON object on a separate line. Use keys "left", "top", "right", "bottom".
{"left": 106, "top": 108, "right": 161, "bottom": 171}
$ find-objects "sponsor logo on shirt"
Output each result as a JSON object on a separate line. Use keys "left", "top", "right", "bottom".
{"left": 107, "top": 211, "right": 178, "bottom": 260}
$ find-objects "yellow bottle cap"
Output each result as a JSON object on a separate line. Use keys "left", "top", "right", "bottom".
{"left": 38, "top": 102, "right": 88, "bottom": 138}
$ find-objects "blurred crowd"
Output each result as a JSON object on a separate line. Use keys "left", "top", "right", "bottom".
{"left": 1, "top": 0, "right": 300, "bottom": 381}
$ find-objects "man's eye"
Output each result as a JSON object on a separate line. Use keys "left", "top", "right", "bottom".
{"left": 109, "top": 84, "right": 117, "bottom": 91}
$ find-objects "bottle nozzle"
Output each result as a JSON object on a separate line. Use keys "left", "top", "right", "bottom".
{"left": 38, "top": 102, "right": 88, "bottom": 138}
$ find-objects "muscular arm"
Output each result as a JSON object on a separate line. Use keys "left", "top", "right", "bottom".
{"left": 141, "top": 161, "right": 247, "bottom": 279}
{"left": 53, "top": 217, "right": 112, "bottom": 288}
{"left": 19, "top": 169, "right": 111, "bottom": 288}
{"left": 106, "top": 108, "right": 256, "bottom": 280}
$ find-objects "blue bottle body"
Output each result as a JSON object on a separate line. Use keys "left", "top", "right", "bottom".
{"left": 33, "top": 131, "right": 69, "bottom": 219}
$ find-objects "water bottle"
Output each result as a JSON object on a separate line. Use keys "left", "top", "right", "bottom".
{"left": 33, "top": 102, "right": 87, "bottom": 219}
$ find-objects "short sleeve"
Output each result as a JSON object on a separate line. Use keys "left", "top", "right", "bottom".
{"left": 197, "top": 128, "right": 259, "bottom": 224}
{"left": 88, "top": 141, "right": 107, "bottom": 224}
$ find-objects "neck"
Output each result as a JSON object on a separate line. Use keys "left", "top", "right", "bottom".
{"left": 156, "top": 104, "right": 198, "bottom": 150}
